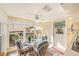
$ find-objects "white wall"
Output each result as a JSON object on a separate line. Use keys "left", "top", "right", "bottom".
{"left": 46, "top": 22, "right": 53, "bottom": 43}
{"left": 0, "top": 8, "right": 8, "bottom": 53}
{"left": 40, "top": 21, "right": 54, "bottom": 43}
{"left": 53, "top": 20, "right": 67, "bottom": 50}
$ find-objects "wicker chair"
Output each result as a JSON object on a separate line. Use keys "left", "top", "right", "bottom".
{"left": 29, "top": 41, "right": 49, "bottom": 56}
{"left": 16, "top": 41, "right": 27, "bottom": 56}
{"left": 16, "top": 41, "right": 35, "bottom": 56}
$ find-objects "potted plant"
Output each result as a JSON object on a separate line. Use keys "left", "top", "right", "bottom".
{"left": 28, "top": 35, "right": 32, "bottom": 44}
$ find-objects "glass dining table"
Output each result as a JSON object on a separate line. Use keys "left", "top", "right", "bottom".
{"left": 21, "top": 39, "right": 43, "bottom": 55}
{"left": 19, "top": 39, "right": 45, "bottom": 55}
{"left": 22, "top": 41, "right": 36, "bottom": 48}
{"left": 22, "top": 38, "right": 44, "bottom": 48}
{"left": 19, "top": 39, "right": 53, "bottom": 56}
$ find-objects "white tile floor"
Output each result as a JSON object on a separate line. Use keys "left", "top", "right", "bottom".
{"left": 7, "top": 51, "right": 18, "bottom": 56}
{"left": 7, "top": 44, "right": 64, "bottom": 56}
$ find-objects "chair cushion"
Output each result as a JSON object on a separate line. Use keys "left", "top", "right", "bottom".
{"left": 37, "top": 41, "right": 48, "bottom": 50}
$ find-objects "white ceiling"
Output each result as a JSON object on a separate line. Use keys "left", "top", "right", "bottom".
{"left": 62, "top": 3, "right": 79, "bottom": 20}
{"left": 0, "top": 3, "right": 79, "bottom": 21}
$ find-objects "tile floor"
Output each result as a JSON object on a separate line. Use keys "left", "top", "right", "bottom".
{"left": 7, "top": 47, "right": 64, "bottom": 56}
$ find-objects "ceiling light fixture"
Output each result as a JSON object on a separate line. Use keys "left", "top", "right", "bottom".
{"left": 35, "top": 15, "right": 39, "bottom": 23}
{"left": 43, "top": 5, "right": 52, "bottom": 12}
{"left": 60, "top": 3, "right": 64, "bottom": 5}
{"left": 36, "top": 20, "right": 39, "bottom": 23}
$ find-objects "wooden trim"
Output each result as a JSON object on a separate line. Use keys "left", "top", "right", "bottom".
{"left": 0, "top": 51, "right": 5, "bottom": 56}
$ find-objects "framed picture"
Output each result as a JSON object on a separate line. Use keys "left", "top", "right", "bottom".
{"left": 56, "top": 28, "right": 63, "bottom": 34}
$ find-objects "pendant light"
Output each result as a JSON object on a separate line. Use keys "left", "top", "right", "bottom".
{"left": 35, "top": 15, "right": 39, "bottom": 23}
